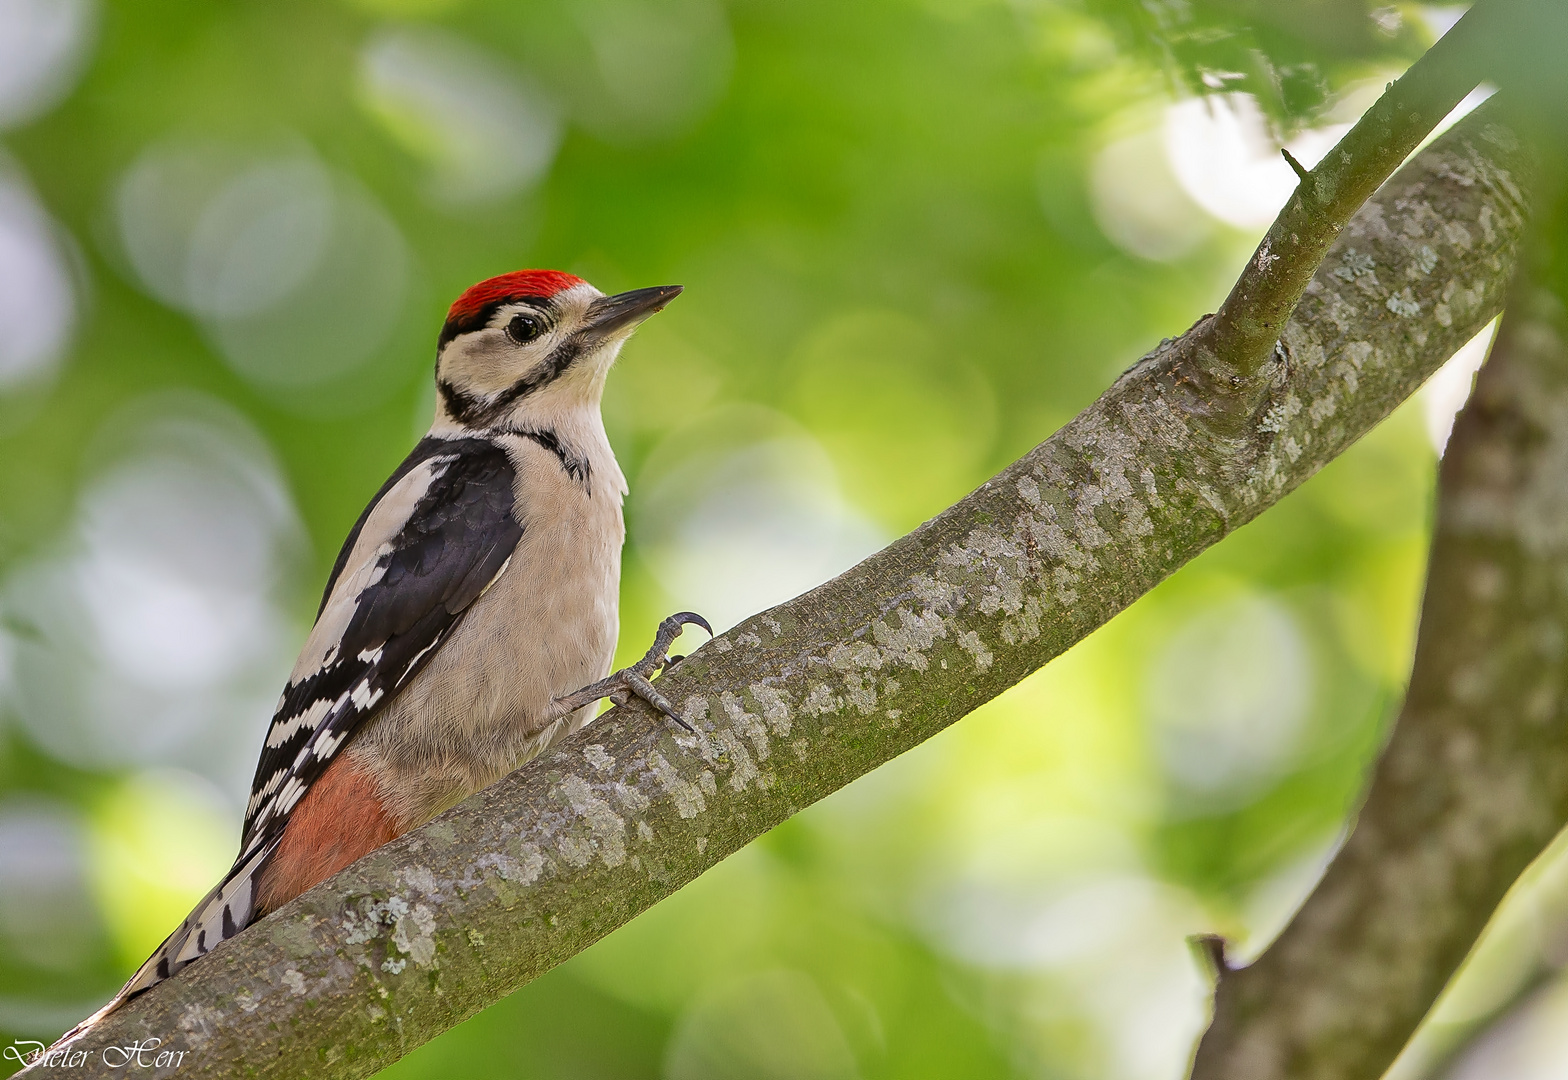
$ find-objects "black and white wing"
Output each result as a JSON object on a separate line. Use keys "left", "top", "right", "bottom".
{"left": 116, "top": 434, "right": 523, "bottom": 996}
{"left": 241, "top": 435, "right": 522, "bottom": 854}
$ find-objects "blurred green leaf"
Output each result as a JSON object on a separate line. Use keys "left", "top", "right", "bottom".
{"left": 1080, "top": 0, "right": 1431, "bottom": 133}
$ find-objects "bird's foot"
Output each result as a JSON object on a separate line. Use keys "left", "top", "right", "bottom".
{"left": 547, "top": 612, "right": 712, "bottom": 732}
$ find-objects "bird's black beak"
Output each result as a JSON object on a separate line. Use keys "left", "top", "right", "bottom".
{"left": 584, "top": 285, "right": 683, "bottom": 339}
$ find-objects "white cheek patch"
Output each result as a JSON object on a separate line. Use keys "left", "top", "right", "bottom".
{"left": 441, "top": 330, "right": 542, "bottom": 398}
{"left": 440, "top": 288, "right": 602, "bottom": 404}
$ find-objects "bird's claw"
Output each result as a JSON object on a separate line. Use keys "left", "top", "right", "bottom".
{"left": 649, "top": 612, "right": 712, "bottom": 660}
{"left": 547, "top": 611, "right": 712, "bottom": 732}
{"left": 624, "top": 670, "right": 694, "bottom": 732}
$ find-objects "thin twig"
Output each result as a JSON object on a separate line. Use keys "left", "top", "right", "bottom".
{"left": 1280, "top": 147, "right": 1311, "bottom": 185}
{"left": 1172, "top": 0, "right": 1521, "bottom": 443}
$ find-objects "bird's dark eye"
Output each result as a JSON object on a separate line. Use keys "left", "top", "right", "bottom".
{"left": 506, "top": 313, "right": 544, "bottom": 344}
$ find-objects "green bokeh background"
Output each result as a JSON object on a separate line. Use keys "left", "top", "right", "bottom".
{"left": 0, "top": 1, "right": 1537, "bottom": 1078}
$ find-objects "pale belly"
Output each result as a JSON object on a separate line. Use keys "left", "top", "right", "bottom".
{"left": 348, "top": 479, "right": 622, "bottom": 828}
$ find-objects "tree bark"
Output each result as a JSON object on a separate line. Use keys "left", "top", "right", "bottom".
{"left": 30, "top": 105, "right": 1531, "bottom": 1080}
{"left": 1191, "top": 213, "right": 1568, "bottom": 1080}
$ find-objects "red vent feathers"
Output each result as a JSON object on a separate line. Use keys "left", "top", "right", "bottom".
{"left": 446, "top": 270, "right": 586, "bottom": 323}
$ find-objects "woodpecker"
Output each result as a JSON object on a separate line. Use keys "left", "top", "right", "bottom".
{"left": 70, "top": 270, "right": 708, "bottom": 1031}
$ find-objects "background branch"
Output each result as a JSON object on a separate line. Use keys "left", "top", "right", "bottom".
{"left": 40, "top": 98, "right": 1532, "bottom": 1080}
{"left": 1191, "top": 165, "right": 1568, "bottom": 1080}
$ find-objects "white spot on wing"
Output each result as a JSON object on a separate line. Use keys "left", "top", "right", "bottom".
{"left": 350, "top": 679, "right": 384, "bottom": 711}
{"left": 478, "top": 555, "right": 511, "bottom": 599}
{"left": 278, "top": 776, "right": 307, "bottom": 813}
{"left": 400, "top": 638, "right": 441, "bottom": 683}
{"left": 289, "top": 455, "right": 449, "bottom": 681}
{"left": 246, "top": 767, "right": 287, "bottom": 814}
{"left": 266, "top": 696, "right": 335, "bottom": 747}
{"left": 315, "top": 729, "right": 349, "bottom": 760}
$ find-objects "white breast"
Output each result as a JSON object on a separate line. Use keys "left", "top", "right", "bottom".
{"left": 349, "top": 411, "right": 626, "bottom": 827}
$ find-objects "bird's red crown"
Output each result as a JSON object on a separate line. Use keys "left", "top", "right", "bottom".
{"left": 446, "top": 270, "right": 586, "bottom": 323}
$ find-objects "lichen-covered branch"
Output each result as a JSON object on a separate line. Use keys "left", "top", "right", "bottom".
{"left": 40, "top": 104, "right": 1529, "bottom": 1080}
{"left": 1190, "top": 203, "right": 1568, "bottom": 1080}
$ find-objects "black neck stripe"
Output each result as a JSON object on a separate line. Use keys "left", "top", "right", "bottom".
{"left": 437, "top": 379, "right": 488, "bottom": 426}
{"left": 513, "top": 427, "right": 592, "bottom": 487}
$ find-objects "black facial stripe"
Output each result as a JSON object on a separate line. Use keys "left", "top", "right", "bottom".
{"left": 437, "top": 294, "right": 555, "bottom": 350}
{"left": 439, "top": 332, "right": 590, "bottom": 428}
{"left": 490, "top": 334, "right": 585, "bottom": 409}
{"left": 437, "top": 379, "right": 489, "bottom": 427}
{"left": 514, "top": 427, "right": 592, "bottom": 486}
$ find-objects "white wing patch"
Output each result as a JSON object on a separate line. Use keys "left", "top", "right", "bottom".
{"left": 350, "top": 679, "right": 384, "bottom": 711}
{"left": 98, "top": 434, "right": 526, "bottom": 1016}
{"left": 278, "top": 776, "right": 308, "bottom": 815}
{"left": 287, "top": 456, "right": 452, "bottom": 685}
{"left": 478, "top": 554, "right": 512, "bottom": 600}
{"left": 400, "top": 639, "right": 441, "bottom": 682}
{"left": 266, "top": 696, "right": 336, "bottom": 748}
{"left": 315, "top": 729, "right": 349, "bottom": 760}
